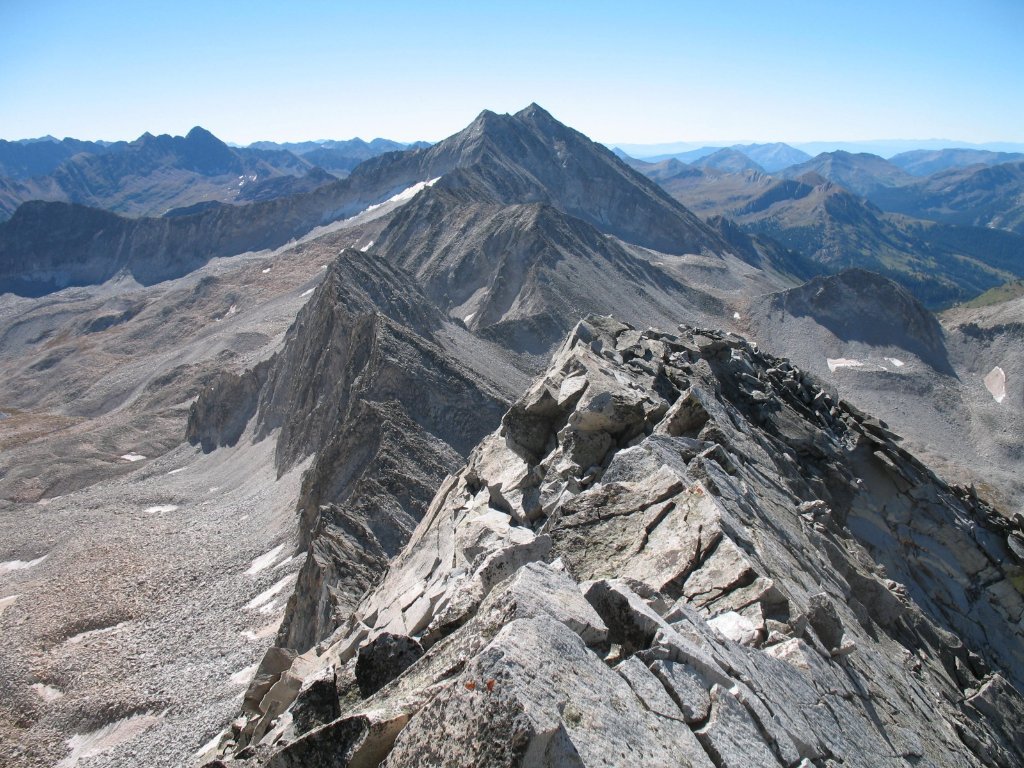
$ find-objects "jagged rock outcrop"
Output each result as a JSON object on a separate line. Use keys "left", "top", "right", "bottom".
{"left": 204, "top": 316, "right": 1024, "bottom": 767}
{"left": 188, "top": 250, "right": 519, "bottom": 653}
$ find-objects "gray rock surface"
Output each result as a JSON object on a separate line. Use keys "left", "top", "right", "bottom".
{"left": 214, "top": 316, "right": 1024, "bottom": 767}
{"left": 747, "top": 267, "right": 1024, "bottom": 511}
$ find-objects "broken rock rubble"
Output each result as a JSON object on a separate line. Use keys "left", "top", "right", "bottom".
{"left": 206, "top": 316, "right": 1024, "bottom": 767}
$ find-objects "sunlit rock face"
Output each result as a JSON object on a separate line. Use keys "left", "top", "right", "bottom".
{"left": 210, "top": 316, "right": 1024, "bottom": 768}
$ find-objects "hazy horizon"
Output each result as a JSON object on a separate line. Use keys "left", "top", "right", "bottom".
{"left": 8, "top": 119, "right": 1024, "bottom": 162}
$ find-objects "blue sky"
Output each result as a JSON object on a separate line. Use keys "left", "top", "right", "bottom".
{"left": 1, "top": 1, "right": 1022, "bottom": 145}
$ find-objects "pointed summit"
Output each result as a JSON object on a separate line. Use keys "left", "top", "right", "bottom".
{"left": 185, "top": 125, "right": 220, "bottom": 143}
{"left": 514, "top": 102, "right": 556, "bottom": 124}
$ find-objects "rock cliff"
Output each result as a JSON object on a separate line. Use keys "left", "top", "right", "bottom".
{"left": 203, "top": 316, "right": 1024, "bottom": 767}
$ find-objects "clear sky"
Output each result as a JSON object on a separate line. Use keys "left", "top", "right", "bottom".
{"left": 1, "top": 0, "right": 1022, "bottom": 146}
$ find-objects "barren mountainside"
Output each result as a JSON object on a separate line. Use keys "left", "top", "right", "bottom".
{"left": 2, "top": 104, "right": 1023, "bottom": 768}
{"left": 204, "top": 317, "right": 1024, "bottom": 767}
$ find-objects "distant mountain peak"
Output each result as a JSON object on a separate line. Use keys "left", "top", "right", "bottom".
{"left": 515, "top": 102, "right": 556, "bottom": 123}
{"left": 186, "top": 126, "right": 219, "bottom": 142}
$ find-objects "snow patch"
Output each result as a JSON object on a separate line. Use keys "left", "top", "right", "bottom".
{"left": 67, "top": 622, "right": 128, "bottom": 645}
{"left": 827, "top": 357, "right": 864, "bottom": 372}
{"left": 144, "top": 504, "right": 179, "bottom": 514}
{"left": 120, "top": 453, "right": 147, "bottom": 463}
{"left": 360, "top": 240, "right": 375, "bottom": 252}
{"left": 31, "top": 683, "right": 64, "bottom": 702}
{"left": 0, "top": 554, "right": 48, "bottom": 574}
{"left": 708, "top": 611, "right": 760, "bottom": 645}
{"left": 885, "top": 357, "right": 905, "bottom": 368}
{"left": 363, "top": 177, "right": 441, "bottom": 214}
{"left": 259, "top": 599, "right": 281, "bottom": 614}
{"left": 300, "top": 287, "right": 315, "bottom": 298}
{"left": 463, "top": 312, "right": 476, "bottom": 324}
{"left": 0, "top": 594, "right": 19, "bottom": 615}
{"left": 262, "top": 267, "right": 271, "bottom": 274}
{"left": 242, "top": 619, "right": 282, "bottom": 641}
{"left": 984, "top": 366, "right": 1006, "bottom": 403}
{"left": 246, "top": 544, "right": 286, "bottom": 575}
{"left": 57, "top": 711, "right": 165, "bottom": 768}
{"left": 245, "top": 573, "right": 296, "bottom": 610}
{"left": 167, "top": 467, "right": 187, "bottom": 476}
{"left": 733, "top": 312, "right": 741, "bottom": 320}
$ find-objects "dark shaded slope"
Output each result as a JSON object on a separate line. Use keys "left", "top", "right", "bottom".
{"left": 372, "top": 172, "right": 730, "bottom": 353}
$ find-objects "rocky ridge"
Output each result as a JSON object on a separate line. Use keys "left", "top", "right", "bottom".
{"left": 203, "top": 316, "right": 1024, "bottom": 767}
{"left": 188, "top": 249, "right": 527, "bottom": 653}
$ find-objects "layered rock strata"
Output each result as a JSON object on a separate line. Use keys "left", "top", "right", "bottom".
{"left": 206, "top": 316, "right": 1024, "bottom": 767}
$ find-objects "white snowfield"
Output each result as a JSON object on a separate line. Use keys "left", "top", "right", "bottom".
{"left": 362, "top": 177, "right": 441, "bottom": 215}
{"left": 827, "top": 357, "right": 864, "bottom": 372}
{"left": 31, "top": 683, "right": 64, "bottom": 702}
{"left": 0, "top": 554, "right": 48, "bottom": 574}
{"left": 57, "top": 711, "right": 166, "bottom": 768}
{"left": 144, "top": 504, "right": 179, "bottom": 514}
{"left": 827, "top": 357, "right": 908, "bottom": 373}
{"left": 66, "top": 621, "right": 128, "bottom": 645}
{"left": 985, "top": 366, "right": 1007, "bottom": 403}
{"left": 120, "top": 453, "right": 147, "bottom": 462}
{"left": 245, "top": 572, "right": 296, "bottom": 611}
{"left": 245, "top": 544, "right": 286, "bottom": 575}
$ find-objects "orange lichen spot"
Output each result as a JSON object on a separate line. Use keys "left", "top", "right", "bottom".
{"left": 486, "top": 678, "right": 496, "bottom": 692}
{"left": 464, "top": 680, "right": 476, "bottom": 691}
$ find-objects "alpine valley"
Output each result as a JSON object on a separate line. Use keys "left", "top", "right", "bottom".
{"left": 1, "top": 105, "right": 1023, "bottom": 768}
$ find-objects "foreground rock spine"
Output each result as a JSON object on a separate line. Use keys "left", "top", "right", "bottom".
{"left": 205, "top": 316, "right": 1024, "bottom": 768}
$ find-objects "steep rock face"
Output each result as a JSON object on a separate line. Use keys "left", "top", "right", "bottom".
{"left": 372, "top": 178, "right": 730, "bottom": 353}
{"left": 209, "top": 317, "right": 1024, "bottom": 767}
{"left": 188, "top": 250, "right": 517, "bottom": 652}
{"left": 438, "top": 104, "right": 722, "bottom": 255}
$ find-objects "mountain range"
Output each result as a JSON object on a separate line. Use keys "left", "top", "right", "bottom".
{"left": 1, "top": 105, "right": 1023, "bottom": 767}
{"left": 0, "top": 129, "right": 430, "bottom": 221}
